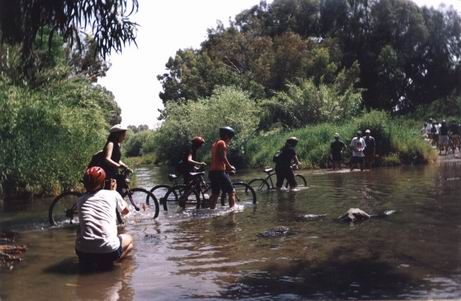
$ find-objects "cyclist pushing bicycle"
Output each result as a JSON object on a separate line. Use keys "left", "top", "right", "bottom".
{"left": 273, "top": 137, "right": 301, "bottom": 191}
{"left": 88, "top": 124, "right": 133, "bottom": 195}
{"left": 208, "top": 126, "right": 237, "bottom": 209}
{"left": 177, "top": 136, "right": 207, "bottom": 208}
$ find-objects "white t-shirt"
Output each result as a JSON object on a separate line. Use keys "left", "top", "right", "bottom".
{"left": 75, "top": 190, "right": 127, "bottom": 254}
{"left": 350, "top": 136, "right": 366, "bottom": 157}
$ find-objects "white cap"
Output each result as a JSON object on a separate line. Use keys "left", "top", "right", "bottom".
{"left": 365, "top": 129, "right": 371, "bottom": 134}
{"left": 334, "top": 133, "right": 340, "bottom": 138}
{"left": 109, "top": 124, "right": 127, "bottom": 133}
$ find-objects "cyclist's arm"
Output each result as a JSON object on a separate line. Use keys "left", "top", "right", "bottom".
{"left": 218, "top": 147, "right": 234, "bottom": 171}
{"left": 114, "top": 191, "right": 129, "bottom": 216}
{"left": 187, "top": 154, "right": 205, "bottom": 166}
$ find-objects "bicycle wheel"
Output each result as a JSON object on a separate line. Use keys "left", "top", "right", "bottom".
{"left": 164, "top": 184, "right": 201, "bottom": 210}
{"left": 248, "top": 178, "right": 270, "bottom": 192}
{"left": 233, "top": 182, "right": 257, "bottom": 205}
{"left": 49, "top": 191, "right": 82, "bottom": 226}
{"left": 295, "top": 174, "right": 307, "bottom": 187}
{"left": 150, "top": 184, "right": 172, "bottom": 211}
{"left": 123, "top": 188, "right": 159, "bottom": 219}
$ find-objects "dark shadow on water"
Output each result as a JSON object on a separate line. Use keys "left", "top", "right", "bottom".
{"left": 219, "top": 246, "right": 429, "bottom": 300}
{"left": 43, "top": 257, "right": 117, "bottom": 275}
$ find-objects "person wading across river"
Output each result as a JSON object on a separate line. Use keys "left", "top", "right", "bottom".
{"left": 363, "top": 129, "right": 376, "bottom": 169}
{"left": 350, "top": 131, "right": 366, "bottom": 171}
{"left": 208, "top": 127, "right": 237, "bottom": 209}
{"left": 274, "top": 137, "right": 301, "bottom": 190}
{"left": 330, "top": 133, "right": 346, "bottom": 170}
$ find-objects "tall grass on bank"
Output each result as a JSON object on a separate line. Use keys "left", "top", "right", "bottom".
{"left": 245, "top": 111, "right": 437, "bottom": 168}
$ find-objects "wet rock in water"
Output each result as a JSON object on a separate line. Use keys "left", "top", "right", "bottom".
{"left": 338, "top": 208, "right": 397, "bottom": 223}
{"left": 338, "top": 208, "right": 371, "bottom": 223}
{"left": 0, "top": 232, "right": 27, "bottom": 270}
{"left": 257, "top": 226, "right": 290, "bottom": 238}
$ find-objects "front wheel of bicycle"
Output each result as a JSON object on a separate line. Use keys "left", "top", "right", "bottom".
{"left": 123, "top": 188, "right": 159, "bottom": 219}
{"left": 164, "top": 184, "right": 201, "bottom": 210}
{"left": 295, "top": 174, "right": 307, "bottom": 187}
{"left": 48, "top": 191, "right": 82, "bottom": 226}
{"left": 247, "top": 178, "right": 270, "bottom": 192}
{"left": 150, "top": 184, "right": 172, "bottom": 211}
{"left": 233, "top": 182, "right": 257, "bottom": 205}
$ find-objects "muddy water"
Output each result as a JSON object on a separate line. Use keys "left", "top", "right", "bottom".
{"left": 1, "top": 163, "right": 461, "bottom": 300}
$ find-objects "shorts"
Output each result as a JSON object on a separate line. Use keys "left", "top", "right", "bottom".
{"left": 439, "top": 135, "right": 449, "bottom": 145}
{"left": 208, "top": 171, "right": 234, "bottom": 194}
{"left": 351, "top": 156, "right": 364, "bottom": 164}
{"left": 76, "top": 236, "right": 122, "bottom": 265}
{"left": 331, "top": 153, "right": 342, "bottom": 162}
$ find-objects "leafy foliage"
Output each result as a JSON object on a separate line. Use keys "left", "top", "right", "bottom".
{"left": 158, "top": 0, "right": 461, "bottom": 114}
{"left": 0, "top": 0, "right": 138, "bottom": 59}
{"left": 154, "top": 86, "right": 259, "bottom": 166}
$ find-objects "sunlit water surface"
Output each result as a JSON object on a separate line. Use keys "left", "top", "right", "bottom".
{"left": 1, "top": 163, "right": 461, "bottom": 300}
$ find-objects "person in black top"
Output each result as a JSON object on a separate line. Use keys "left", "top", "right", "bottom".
{"left": 178, "top": 136, "right": 206, "bottom": 208}
{"left": 363, "top": 129, "right": 376, "bottom": 169}
{"left": 180, "top": 136, "right": 206, "bottom": 184}
{"left": 102, "top": 124, "right": 132, "bottom": 194}
{"left": 330, "top": 133, "right": 346, "bottom": 170}
{"left": 274, "top": 137, "right": 300, "bottom": 190}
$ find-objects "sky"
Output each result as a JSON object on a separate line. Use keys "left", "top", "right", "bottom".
{"left": 98, "top": 0, "right": 461, "bottom": 129}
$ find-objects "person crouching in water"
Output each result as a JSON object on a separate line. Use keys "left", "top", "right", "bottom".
{"left": 208, "top": 127, "right": 237, "bottom": 209}
{"left": 75, "top": 166, "right": 133, "bottom": 268}
{"left": 275, "top": 137, "right": 301, "bottom": 191}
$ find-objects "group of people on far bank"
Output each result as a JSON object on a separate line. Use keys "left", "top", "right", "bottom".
{"left": 330, "top": 129, "right": 376, "bottom": 171}
{"left": 421, "top": 118, "right": 461, "bottom": 155}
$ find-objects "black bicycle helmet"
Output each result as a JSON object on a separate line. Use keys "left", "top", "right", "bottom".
{"left": 219, "top": 126, "right": 235, "bottom": 139}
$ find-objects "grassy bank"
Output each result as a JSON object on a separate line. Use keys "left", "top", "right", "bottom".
{"left": 245, "top": 111, "right": 437, "bottom": 168}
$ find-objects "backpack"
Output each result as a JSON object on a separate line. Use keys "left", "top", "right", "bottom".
{"left": 273, "top": 150, "right": 282, "bottom": 163}
{"left": 88, "top": 150, "right": 105, "bottom": 168}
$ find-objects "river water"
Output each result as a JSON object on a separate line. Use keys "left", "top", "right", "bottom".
{"left": 1, "top": 163, "right": 461, "bottom": 300}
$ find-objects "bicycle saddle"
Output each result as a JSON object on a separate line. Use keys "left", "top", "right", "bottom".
{"left": 189, "top": 171, "right": 205, "bottom": 177}
{"left": 168, "top": 174, "right": 179, "bottom": 181}
{"left": 264, "top": 168, "right": 274, "bottom": 173}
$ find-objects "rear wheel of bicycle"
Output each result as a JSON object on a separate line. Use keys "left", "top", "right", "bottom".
{"left": 233, "top": 182, "right": 257, "bottom": 205}
{"left": 123, "top": 188, "right": 159, "bottom": 219}
{"left": 247, "top": 178, "right": 270, "bottom": 192}
{"left": 150, "top": 184, "right": 172, "bottom": 211}
{"left": 48, "top": 191, "right": 82, "bottom": 226}
{"left": 295, "top": 174, "right": 307, "bottom": 187}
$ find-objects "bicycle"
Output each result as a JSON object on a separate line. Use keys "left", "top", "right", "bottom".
{"left": 48, "top": 169, "right": 160, "bottom": 226}
{"left": 248, "top": 165, "right": 307, "bottom": 192}
{"left": 149, "top": 173, "right": 183, "bottom": 210}
{"left": 161, "top": 170, "right": 256, "bottom": 211}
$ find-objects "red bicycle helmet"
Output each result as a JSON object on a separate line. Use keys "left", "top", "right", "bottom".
{"left": 83, "top": 166, "right": 106, "bottom": 192}
{"left": 191, "top": 136, "right": 205, "bottom": 146}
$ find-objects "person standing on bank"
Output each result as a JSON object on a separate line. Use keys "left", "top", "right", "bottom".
{"left": 330, "top": 133, "right": 346, "bottom": 170}
{"left": 274, "top": 137, "right": 301, "bottom": 190}
{"left": 103, "top": 124, "right": 132, "bottom": 193}
{"left": 363, "top": 129, "right": 376, "bottom": 169}
{"left": 350, "top": 131, "right": 366, "bottom": 171}
{"left": 208, "top": 127, "right": 237, "bottom": 209}
{"left": 75, "top": 167, "right": 133, "bottom": 267}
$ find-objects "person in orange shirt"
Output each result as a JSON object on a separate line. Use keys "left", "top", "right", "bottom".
{"left": 208, "top": 126, "right": 236, "bottom": 209}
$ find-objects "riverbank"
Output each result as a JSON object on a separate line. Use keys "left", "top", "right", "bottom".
{"left": 0, "top": 232, "right": 26, "bottom": 270}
